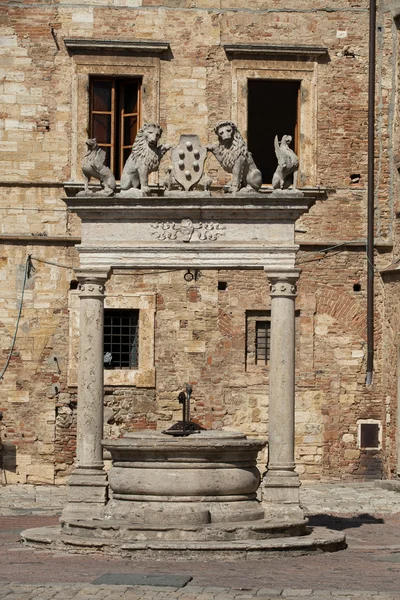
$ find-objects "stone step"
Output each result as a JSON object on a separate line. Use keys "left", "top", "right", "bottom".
{"left": 62, "top": 517, "right": 308, "bottom": 542}
{"left": 21, "top": 525, "right": 346, "bottom": 559}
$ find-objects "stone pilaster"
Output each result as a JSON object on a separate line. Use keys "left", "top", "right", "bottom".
{"left": 262, "top": 270, "right": 304, "bottom": 519}
{"left": 61, "top": 270, "right": 110, "bottom": 522}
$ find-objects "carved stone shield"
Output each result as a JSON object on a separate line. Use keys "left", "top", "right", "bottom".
{"left": 171, "top": 134, "right": 207, "bottom": 191}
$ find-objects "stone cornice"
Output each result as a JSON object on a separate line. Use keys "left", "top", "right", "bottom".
{"left": 63, "top": 193, "right": 316, "bottom": 222}
{"left": 63, "top": 181, "right": 327, "bottom": 200}
{"left": 223, "top": 44, "right": 329, "bottom": 59}
{"left": 64, "top": 39, "right": 170, "bottom": 55}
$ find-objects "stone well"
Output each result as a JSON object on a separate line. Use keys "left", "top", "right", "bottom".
{"left": 22, "top": 429, "right": 346, "bottom": 557}
{"left": 102, "top": 431, "right": 267, "bottom": 532}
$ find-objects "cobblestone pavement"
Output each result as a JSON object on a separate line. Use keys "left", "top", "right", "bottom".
{"left": 300, "top": 482, "right": 400, "bottom": 516}
{"left": 1, "top": 482, "right": 400, "bottom": 599}
{"left": 0, "top": 584, "right": 399, "bottom": 600}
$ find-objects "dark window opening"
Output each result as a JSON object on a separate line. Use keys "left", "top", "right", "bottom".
{"left": 255, "top": 320, "right": 271, "bottom": 365}
{"left": 70, "top": 280, "right": 79, "bottom": 290}
{"left": 90, "top": 78, "right": 142, "bottom": 180}
{"left": 360, "top": 423, "right": 380, "bottom": 449}
{"left": 350, "top": 173, "right": 361, "bottom": 184}
{"left": 218, "top": 281, "right": 228, "bottom": 291}
{"left": 248, "top": 79, "right": 300, "bottom": 185}
{"left": 353, "top": 283, "right": 361, "bottom": 292}
{"left": 104, "top": 309, "right": 139, "bottom": 369}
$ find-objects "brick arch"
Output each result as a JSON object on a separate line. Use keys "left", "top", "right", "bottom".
{"left": 315, "top": 285, "right": 378, "bottom": 343}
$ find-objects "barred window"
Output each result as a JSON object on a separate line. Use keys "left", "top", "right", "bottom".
{"left": 104, "top": 309, "right": 139, "bottom": 369}
{"left": 90, "top": 77, "right": 142, "bottom": 179}
{"left": 246, "top": 311, "right": 271, "bottom": 370}
{"left": 255, "top": 320, "right": 271, "bottom": 365}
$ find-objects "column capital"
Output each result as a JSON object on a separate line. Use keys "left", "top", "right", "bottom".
{"left": 75, "top": 269, "right": 110, "bottom": 298}
{"left": 264, "top": 270, "right": 300, "bottom": 298}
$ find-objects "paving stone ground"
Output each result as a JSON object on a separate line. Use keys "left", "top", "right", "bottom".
{"left": 1, "top": 482, "right": 400, "bottom": 599}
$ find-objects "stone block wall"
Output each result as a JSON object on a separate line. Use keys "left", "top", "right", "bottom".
{"left": 0, "top": 0, "right": 399, "bottom": 483}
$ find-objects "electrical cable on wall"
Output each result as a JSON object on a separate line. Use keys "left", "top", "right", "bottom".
{"left": 0, "top": 255, "right": 35, "bottom": 382}
{"left": 30, "top": 256, "right": 76, "bottom": 270}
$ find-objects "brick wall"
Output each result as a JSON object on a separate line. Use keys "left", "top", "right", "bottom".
{"left": 0, "top": 0, "right": 399, "bottom": 482}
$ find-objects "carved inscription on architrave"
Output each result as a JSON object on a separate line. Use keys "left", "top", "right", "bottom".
{"left": 151, "top": 219, "right": 226, "bottom": 242}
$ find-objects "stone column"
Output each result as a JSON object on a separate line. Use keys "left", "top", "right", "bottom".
{"left": 62, "top": 270, "right": 110, "bottom": 522}
{"left": 262, "top": 270, "right": 304, "bottom": 519}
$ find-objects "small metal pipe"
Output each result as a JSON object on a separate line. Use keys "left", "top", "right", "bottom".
{"left": 366, "top": 0, "right": 376, "bottom": 385}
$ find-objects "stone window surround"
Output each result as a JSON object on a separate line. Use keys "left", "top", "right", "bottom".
{"left": 229, "top": 54, "right": 319, "bottom": 188}
{"left": 357, "top": 419, "right": 382, "bottom": 450}
{"left": 68, "top": 291, "right": 156, "bottom": 388}
{"left": 67, "top": 43, "right": 164, "bottom": 182}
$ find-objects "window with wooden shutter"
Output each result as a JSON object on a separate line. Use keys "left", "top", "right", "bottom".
{"left": 89, "top": 78, "right": 142, "bottom": 179}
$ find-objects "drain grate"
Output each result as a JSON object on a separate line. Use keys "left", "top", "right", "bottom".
{"left": 92, "top": 573, "right": 193, "bottom": 587}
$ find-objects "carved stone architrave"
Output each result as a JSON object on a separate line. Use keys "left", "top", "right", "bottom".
{"left": 171, "top": 135, "right": 207, "bottom": 191}
{"left": 151, "top": 219, "right": 226, "bottom": 243}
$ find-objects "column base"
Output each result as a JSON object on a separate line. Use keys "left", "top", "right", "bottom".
{"left": 261, "top": 472, "right": 304, "bottom": 520}
{"left": 61, "top": 467, "right": 108, "bottom": 522}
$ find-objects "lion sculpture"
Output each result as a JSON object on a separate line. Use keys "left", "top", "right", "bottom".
{"left": 272, "top": 134, "right": 299, "bottom": 190}
{"left": 81, "top": 138, "right": 116, "bottom": 196}
{"left": 120, "top": 123, "right": 171, "bottom": 195}
{"left": 207, "top": 121, "right": 262, "bottom": 193}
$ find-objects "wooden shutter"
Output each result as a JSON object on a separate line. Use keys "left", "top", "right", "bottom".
{"left": 90, "top": 79, "right": 116, "bottom": 171}
{"left": 119, "top": 80, "right": 141, "bottom": 179}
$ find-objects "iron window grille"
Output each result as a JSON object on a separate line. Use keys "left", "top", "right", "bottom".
{"left": 255, "top": 320, "right": 271, "bottom": 365}
{"left": 104, "top": 309, "right": 139, "bottom": 369}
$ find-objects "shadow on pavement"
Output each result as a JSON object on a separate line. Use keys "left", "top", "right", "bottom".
{"left": 307, "top": 513, "right": 384, "bottom": 530}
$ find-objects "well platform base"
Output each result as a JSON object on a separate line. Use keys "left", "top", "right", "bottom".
{"left": 21, "top": 524, "right": 346, "bottom": 559}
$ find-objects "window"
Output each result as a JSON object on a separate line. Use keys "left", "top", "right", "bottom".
{"left": 246, "top": 311, "right": 271, "bottom": 369}
{"left": 358, "top": 420, "right": 381, "bottom": 450}
{"left": 68, "top": 292, "right": 155, "bottom": 387}
{"left": 229, "top": 51, "right": 321, "bottom": 187}
{"left": 248, "top": 80, "right": 300, "bottom": 185}
{"left": 90, "top": 78, "right": 142, "bottom": 179}
{"left": 255, "top": 320, "right": 271, "bottom": 365}
{"left": 104, "top": 309, "right": 139, "bottom": 369}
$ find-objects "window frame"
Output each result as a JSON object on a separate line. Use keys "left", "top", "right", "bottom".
{"left": 71, "top": 54, "right": 161, "bottom": 183}
{"left": 246, "top": 310, "right": 271, "bottom": 371}
{"left": 89, "top": 77, "right": 142, "bottom": 179}
{"left": 247, "top": 79, "right": 301, "bottom": 185}
{"left": 104, "top": 308, "right": 140, "bottom": 370}
{"left": 230, "top": 60, "right": 318, "bottom": 187}
{"left": 255, "top": 319, "right": 271, "bottom": 366}
{"left": 357, "top": 419, "right": 382, "bottom": 450}
{"left": 68, "top": 292, "right": 156, "bottom": 388}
